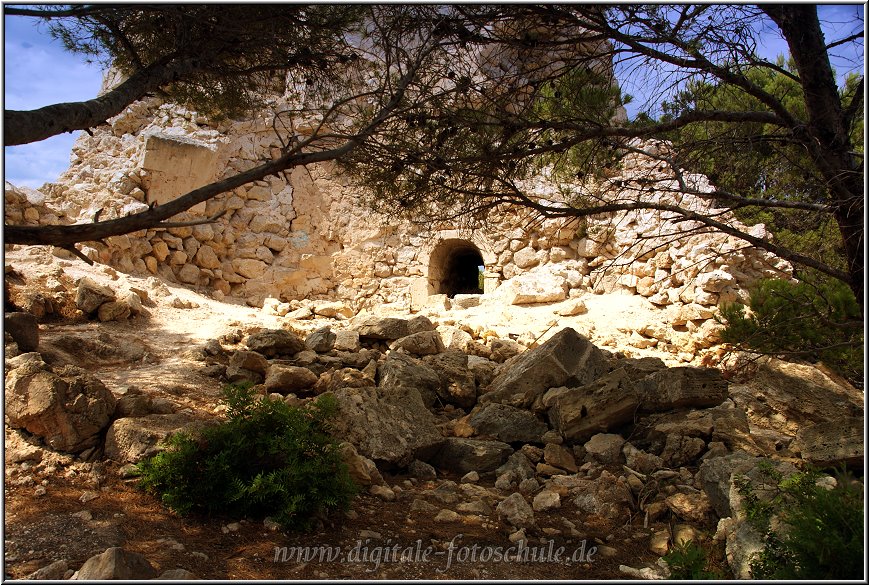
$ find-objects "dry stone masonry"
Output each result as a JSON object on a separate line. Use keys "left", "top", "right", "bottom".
{"left": 6, "top": 71, "right": 793, "bottom": 366}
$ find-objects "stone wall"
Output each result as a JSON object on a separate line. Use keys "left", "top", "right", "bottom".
{"left": 5, "top": 94, "right": 791, "bottom": 322}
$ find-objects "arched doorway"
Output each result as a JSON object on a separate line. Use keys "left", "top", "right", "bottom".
{"left": 428, "top": 239, "right": 484, "bottom": 297}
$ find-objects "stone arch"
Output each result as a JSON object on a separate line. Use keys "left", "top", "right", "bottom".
{"left": 429, "top": 239, "right": 486, "bottom": 297}
{"left": 416, "top": 230, "right": 499, "bottom": 302}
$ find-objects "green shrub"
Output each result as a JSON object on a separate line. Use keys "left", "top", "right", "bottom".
{"left": 137, "top": 383, "right": 357, "bottom": 531}
{"left": 736, "top": 465, "right": 864, "bottom": 579}
{"left": 663, "top": 539, "right": 723, "bottom": 579}
{"left": 719, "top": 277, "right": 863, "bottom": 383}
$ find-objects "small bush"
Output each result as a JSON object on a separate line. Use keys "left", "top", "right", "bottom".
{"left": 137, "top": 384, "right": 357, "bottom": 531}
{"left": 736, "top": 465, "right": 864, "bottom": 579}
{"left": 719, "top": 277, "right": 863, "bottom": 383}
{"left": 663, "top": 539, "right": 723, "bottom": 579}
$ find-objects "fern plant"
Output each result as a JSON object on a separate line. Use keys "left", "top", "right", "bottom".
{"left": 137, "top": 384, "right": 357, "bottom": 531}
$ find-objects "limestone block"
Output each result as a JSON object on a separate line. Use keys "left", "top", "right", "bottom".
{"left": 232, "top": 258, "right": 267, "bottom": 279}
{"left": 194, "top": 245, "right": 221, "bottom": 269}
{"left": 142, "top": 133, "right": 217, "bottom": 214}
{"left": 177, "top": 264, "right": 200, "bottom": 284}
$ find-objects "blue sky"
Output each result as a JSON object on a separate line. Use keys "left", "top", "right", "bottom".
{"left": 2, "top": 5, "right": 865, "bottom": 189}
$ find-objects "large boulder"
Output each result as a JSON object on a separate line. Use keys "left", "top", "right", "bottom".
{"left": 378, "top": 352, "right": 441, "bottom": 408}
{"left": 73, "top": 547, "right": 157, "bottom": 580}
{"left": 245, "top": 329, "right": 305, "bottom": 357}
{"left": 422, "top": 349, "right": 478, "bottom": 409}
{"left": 353, "top": 316, "right": 410, "bottom": 341}
{"left": 305, "top": 327, "right": 336, "bottom": 353}
{"left": 728, "top": 358, "right": 864, "bottom": 437}
{"left": 467, "top": 403, "right": 549, "bottom": 444}
{"left": 498, "top": 270, "right": 568, "bottom": 305}
{"left": 104, "top": 413, "right": 201, "bottom": 463}
{"left": 325, "top": 386, "right": 443, "bottom": 468}
{"left": 481, "top": 328, "right": 609, "bottom": 409}
{"left": 792, "top": 416, "right": 864, "bottom": 469}
{"left": 390, "top": 331, "right": 445, "bottom": 356}
{"left": 546, "top": 367, "right": 640, "bottom": 443}
{"left": 637, "top": 367, "right": 728, "bottom": 412}
{"left": 431, "top": 437, "right": 514, "bottom": 474}
{"left": 75, "top": 277, "right": 115, "bottom": 314}
{"left": 264, "top": 365, "right": 318, "bottom": 394}
{"left": 4, "top": 312, "right": 39, "bottom": 352}
{"left": 5, "top": 360, "right": 116, "bottom": 453}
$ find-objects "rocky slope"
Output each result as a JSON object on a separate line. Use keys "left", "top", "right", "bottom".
{"left": 3, "top": 245, "right": 863, "bottom": 579}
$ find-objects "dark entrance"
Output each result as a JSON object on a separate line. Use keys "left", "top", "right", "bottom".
{"left": 429, "top": 239, "right": 484, "bottom": 297}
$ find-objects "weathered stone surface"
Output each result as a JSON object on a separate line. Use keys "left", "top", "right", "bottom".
{"left": 637, "top": 367, "right": 728, "bottom": 412}
{"left": 313, "top": 301, "right": 353, "bottom": 318}
{"left": 556, "top": 298, "right": 587, "bottom": 316}
{"left": 407, "top": 459, "right": 438, "bottom": 480}
{"left": 665, "top": 492, "right": 712, "bottom": 523}
{"left": 75, "top": 277, "right": 115, "bottom": 314}
{"left": 532, "top": 489, "right": 561, "bottom": 512}
{"left": 622, "top": 443, "right": 664, "bottom": 474}
{"left": 431, "top": 437, "right": 514, "bottom": 474}
{"left": 97, "top": 301, "right": 131, "bottom": 322}
{"left": 104, "top": 413, "right": 200, "bottom": 463}
{"left": 467, "top": 403, "right": 549, "bottom": 444}
{"left": 378, "top": 352, "right": 441, "bottom": 408}
{"left": 661, "top": 435, "right": 707, "bottom": 467}
{"left": 572, "top": 470, "right": 634, "bottom": 521}
{"left": 488, "top": 338, "right": 523, "bottom": 363}
{"left": 338, "top": 442, "right": 382, "bottom": 487}
{"left": 24, "top": 559, "right": 68, "bottom": 580}
{"left": 354, "top": 316, "right": 410, "bottom": 340}
{"left": 5, "top": 362, "right": 116, "bottom": 453}
{"left": 73, "top": 547, "right": 157, "bottom": 580}
{"left": 422, "top": 350, "right": 477, "bottom": 409}
{"left": 326, "top": 386, "right": 443, "bottom": 467}
{"left": 334, "top": 329, "right": 361, "bottom": 352}
{"left": 264, "top": 365, "right": 318, "bottom": 394}
{"left": 543, "top": 443, "right": 577, "bottom": 472}
{"left": 390, "top": 331, "right": 445, "bottom": 356}
{"left": 499, "top": 270, "right": 567, "bottom": 304}
{"left": 496, "top": 492, "right": 536, "bottom": 529}
{"left": 793, "top": 416, "right": 864, "bottom": 469}
{"left": 407, "top": 314, "right": 437, "bottom": 334}
{"left": 245, "top": 329, "right": 305, "bottom": 357}
{"left": 547, "top": 368, "right": 640, "bottom": 443}
{"left": 4, "top": 312, "right": 39, "bottom": 352}
{"left": 305, "top": 327, "right": 336, "bottom": 353}
{"left": 496, "top": 451, "right": 537, "bottom": 483}
{"left": 157, "top": 569, "right": 200, "bottom": 580}
{"left": 482, "top": 328, "right": 609, "bottom": 409}
{"left": 231, "top": 349, "right": 270, "bottom": 373}
{"left": 647, "top": 400, "right": 759, "bottom": 455}
{"left": 728, "top": 358, "right": 864, "bottom": 437}
{"left": 584, "top": 433, "right": 626, "bottom": 464}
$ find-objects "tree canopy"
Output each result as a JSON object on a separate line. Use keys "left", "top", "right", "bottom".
{"left": 3, "top": 5, "right": 864, "bottom": 311}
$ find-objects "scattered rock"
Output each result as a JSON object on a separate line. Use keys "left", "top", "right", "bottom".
{"left": 467, "top": 403, "right": 548, "bottom": 444}
{"left": 245, "top": 329, "right": 305, "bottom": 357}
{"left": 496, "top": 492, "right": 535, "bottom": 529}
{"left": 75, "top": 277, "right": 115, "bottom": 314}
{"left": 391, "top": 330, "right": 445, "bottom": 356}
{"left": 4, "top": 312, "right": 39, "bottom": 351}
{"left": 431, "top": 438, "right": 514, "bottom": 475}
{"left": 305, "top": 327, "right": 337, "bottom": 353}
{"left": 73, "top": 547, "right": 158, "bottom": 580}
{"left": 264, "top": 365, "right": 318, "bottom": 394}
{"left": 5, "top": 362, "right": 116, "bottom": 453}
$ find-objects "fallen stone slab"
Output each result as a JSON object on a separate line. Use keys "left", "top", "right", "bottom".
{"left": 431, "top": 437, "right": 514, "bottom": 474}
{"left": 482, "top": 327, "right": 609, "bottom": 410}
{"left": 468, "top": 403, "right": 549, "bottom": 444}
{"left": 793, "top": 416, "right": 864, "bottom": 469}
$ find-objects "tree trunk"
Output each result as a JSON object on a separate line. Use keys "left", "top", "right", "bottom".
{"left": 763, "top": 5, "right": 864, "bottom": 312}
{"left": 4, "top": 58, "right": 195, "bottom": 146}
